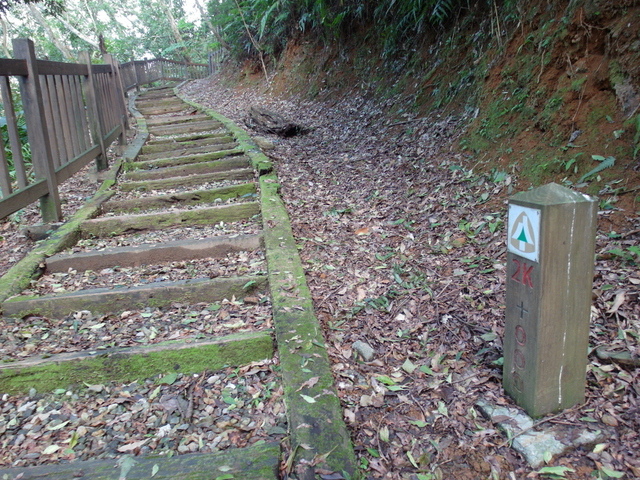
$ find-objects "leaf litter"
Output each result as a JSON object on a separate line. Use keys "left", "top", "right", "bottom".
{"left": 179, "top": 74, "right": 639, "bottom": 479}
{"left": 0, "top": 360, "right": 286, "bottom": 468}
{"left": 0, "top": 296, "right": 272, "bottom": 361}
{"left": 24, "top": 250, "right": 266, "bottom": 295}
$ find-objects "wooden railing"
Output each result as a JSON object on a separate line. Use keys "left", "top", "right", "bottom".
{"left": 0, "top": 39, "right": 128, "bottom": 223}
{"left": 0, "top": 40, "right": 211, "bottom": 224}
{"left": 119, "top": 58, "right": 209, "bottom": 91}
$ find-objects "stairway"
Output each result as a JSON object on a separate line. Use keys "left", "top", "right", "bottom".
{"left": 0, "top": 86, "right": 356, "bottom": 480}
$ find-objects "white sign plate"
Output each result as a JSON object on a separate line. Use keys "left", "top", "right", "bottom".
{"left": 508, "top": 204, "right": 541, "bottom": 262}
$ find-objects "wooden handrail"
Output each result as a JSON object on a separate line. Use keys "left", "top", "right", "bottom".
{"left": 0, "top": 38, "right": 127, "bottom": 222}
{"left": 0, "top": 40, "right": 212, "bottom": 223}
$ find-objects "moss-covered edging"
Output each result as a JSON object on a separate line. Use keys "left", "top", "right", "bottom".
{"left": 3, "top": 274, "right": 267, "bottom": 319}
{"left": 175, "top": 88, "right": 359, "bottom": 478}
{"left": 0, "top": 441, "right": 279, "bottom": 479}
{"left": 0, "top": 330, "right": 274, "bottom": 395}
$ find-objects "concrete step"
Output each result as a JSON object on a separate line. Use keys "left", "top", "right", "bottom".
{"left": 134, "top": 147, "right": 244, "bottom": 169}
{"left": 3, "top": 274, "right": 267, "bottom": 318}
{"left": 124, "top": 156, "right": 251, "bottom": 181}
{"left": 101, "top": 183, "right": 257, "bottom": 214}
{"left": 0, "top": 330, "right": 274, "bottom": 395}
{"left": 138, "top": 139, "right": 237, "bottom": 162}
{"left": 145, "top": 113, "right": 211, "bottom": 126}
{"left": 0, "top": 434, "right": 279, "bottom": 480}
{"left": 145, "top": 131, "right": 229, "bottom": 147}
{"left": 46, "top": 234, "right": 262, "bottom": 272}
{"left": 141, "top": 133, "right": 233, "bottom": 154}
{"left": 148, "top": 120, "right": 224, "bottom": 136}
{"left": 137, "top": 103, "right": 188, "bottom": 115}
{"left": 119, "top": 168, "right": 255, "bottom": 192}
{"left": 79, "top": 202, "right": 260, "bottom": 237}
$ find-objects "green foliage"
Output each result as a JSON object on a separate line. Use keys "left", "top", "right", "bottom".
{"left": 209, "top": 0, "right": 471, "bottom": 62}
{"left": 0, "top": 0, "right": 64, "bottom": 15}
{"left": 0, "top": 112, "right": 33, "bottom": 183}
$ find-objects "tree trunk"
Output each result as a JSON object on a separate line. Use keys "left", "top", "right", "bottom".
{"left": 245, "top": 107, "right": 308, "bottom": 137}
{"left": 28, "top": 5, "right": 74, "bottom": 60}
{"left": 161, "top": 0, "right": 191, "bottom": 63}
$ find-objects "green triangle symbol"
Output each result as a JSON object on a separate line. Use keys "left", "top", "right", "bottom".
{"left": 516, "top": 226, "right": 529, "bottom": 243}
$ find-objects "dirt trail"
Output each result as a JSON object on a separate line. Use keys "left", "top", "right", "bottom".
{"left": 181, "top": 74, "right": 639, "bottom": 480}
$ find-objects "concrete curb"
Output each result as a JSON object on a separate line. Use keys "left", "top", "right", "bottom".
{"left": 176, "top": 86, "right": 359, "bottom": 479}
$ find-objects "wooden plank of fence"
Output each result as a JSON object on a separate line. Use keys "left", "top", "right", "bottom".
{"left": 0, "top": 131, "right": 12, "bottom": 197}
{"left": 12, "top": 38, "right": 61, "bottom": 222}
{"left": 0, "top": 58, "right": 28, "bottom": 76}
{"left": 80, "top": 52, "right": 107, "bottom": 171}
{"left": 39, "top": 76, "right": 60, "bottom": 168}
{"left": 0, "top": 76, "right": 27, "bottom": 188}
{"left": 53, "top": 75, "right": 74, "bottom": 163}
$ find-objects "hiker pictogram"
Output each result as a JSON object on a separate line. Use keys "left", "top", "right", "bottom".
{"left": 508, "top": 205, "right": 541, "bottom": 262}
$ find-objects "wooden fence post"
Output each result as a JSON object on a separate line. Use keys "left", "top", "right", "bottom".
{"left": 103, "top": 53, "right": 130, "bottom": 142}
{"left": 80, "top": 51, "right": 108, "bottom": 171}
{"left": 503, "top": 183, "right": 597, "bottom": 417}
{"left": 12, "top": 38, "right": 62, "bottom": 223}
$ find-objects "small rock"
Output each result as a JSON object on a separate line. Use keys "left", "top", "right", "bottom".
{"left": 243, "top": 296, "right": 259, "bottom": 305}
{"left": 352, "top": 340, "right": 375, "bottom": 362}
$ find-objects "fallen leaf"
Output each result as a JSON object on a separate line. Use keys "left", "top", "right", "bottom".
{"left": 296, "top": 376, "right": 320, "bottom": 392}
{"left": 117, "top": 439, "right": 149, "bottom": 453}
{"left": 42, "top": 445, "right": 60, "bottom": 455}
{"left": 607, "top": 290, "right": 626, "bottom": 313}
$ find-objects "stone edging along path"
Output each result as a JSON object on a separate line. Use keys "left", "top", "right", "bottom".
{"left": 0, "top": 85, "right": 358, "bottom": 479}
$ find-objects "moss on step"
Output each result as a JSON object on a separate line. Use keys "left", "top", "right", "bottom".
{"left": 102, "top": 182, "right": 257, "bottom": 213}
{"left": 2, "top": 275, "right": 267, "bottom": 319}
{"left": 0, "top": 331, "right": 274, "bottom": 395}
{"left": 119, "top": 168, "right": 254, "bottom": 192}
{"left": 125, "top": 156, "right": 250, "bottom": 181}
{"left": 80, "top": 202, "right": 260, "bottom": 237}
{"left": 148, "top": 120, "right": 224, "bottom": 136}
{"left": 0, "top": 441, "right": 280, "bottom": 479}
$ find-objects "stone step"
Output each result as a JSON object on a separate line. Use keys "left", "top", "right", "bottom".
{"left": 138, "top": 139, "right": 237, "bottom": 161}
{"left": 2, "top": 274, "right": 267, "bottom": 318}
{"left": 125, "top": 157, "right": 250, "bottom": 182}
{"left": 145, "top": 113, "right": 211, "bottom": 126}
{"left": 119, "top": 168, "right": 255, "bottom": 192}
{"left": 134, "top": 147, "right": 244, "bottom": 169}
{"left": 137, "top": 103, "right": 188, "bottom": 115}
{"left": 0, "top": 330, "right": 274, "bottom": 394}
{"left": 141, "top": 133, "right": 232, "bottom": 154}
{"left": 102, "top": 183, "right": 257, "bottom": 214}
{"left": 79, "top": 202, "right": 260, "bottom": 237}
{"left": 148, "top": 121, "right": 224, "bottom": 136}
{"left": 46, "top": 234, "right": 262, "bottom": 272}
{"left": 145, "top": 131, "right": 229, "bottom": 147}
{"left": 0, "top": 438, "right": 279, "bottom": 480}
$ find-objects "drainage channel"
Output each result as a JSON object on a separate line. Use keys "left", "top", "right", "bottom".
{"left": 0, "top": 85, "right": 357, "bottom": 480}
